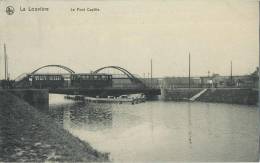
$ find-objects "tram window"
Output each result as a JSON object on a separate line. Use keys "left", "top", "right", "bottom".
{"left": 102, "top": 75, "right": 107, "bottom": 80}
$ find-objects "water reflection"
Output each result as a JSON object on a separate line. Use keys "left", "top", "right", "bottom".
{"left": 49, "top": 102, "right": 112, "bottom": 131}
{"left": 49, "top": 94, "right": 259, "bottom": 162}
{"left": 188, "top": 102, "right": 192, "bottom": 146}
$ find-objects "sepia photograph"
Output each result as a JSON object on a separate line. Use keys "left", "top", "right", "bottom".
{"left": 0, "top": 0, "right": 259, "bottom": 162}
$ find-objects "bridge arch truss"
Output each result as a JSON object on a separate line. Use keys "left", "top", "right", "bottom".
{"left": 93, "top": 66, "right": 146, "bottom": 87}
{"left": 31, "top": 65, "right": 75, "bottom": 74}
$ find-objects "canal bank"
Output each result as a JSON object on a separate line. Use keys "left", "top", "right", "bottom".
{"left": 162, "top": 88, "right": 258, "bottom": 105}
{"left": 0, "top": 90, "right": 109, "bottom": 162}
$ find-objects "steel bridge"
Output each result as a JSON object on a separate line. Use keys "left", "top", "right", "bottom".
{"left": 14, "top": 65, "right": 161, "bottom": 98}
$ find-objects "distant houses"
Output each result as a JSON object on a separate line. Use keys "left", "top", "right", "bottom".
{"left": 200, "top": 74, "right": 257, "bottom": 88}
{"left": 158, "top": 67, "right": 259, "bottom": 89}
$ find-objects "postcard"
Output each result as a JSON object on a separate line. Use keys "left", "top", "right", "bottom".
{"left": 0, "top": 0, "right": 259, "bottom": 162}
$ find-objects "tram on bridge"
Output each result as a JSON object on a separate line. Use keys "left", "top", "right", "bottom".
{"left": 14, "top": 65, "right": 161, "bottom": 98}
{"left": 29, "top": 74, "right": 64, "bottom": 89}
{"left": 15, "top": 65, "right": 145, "bottom": 89}
{"left": 19, "top": 73, "right": 113, "bottom": 89}
{"left": 70, "top": 73, "right": 112, "bottom": 88}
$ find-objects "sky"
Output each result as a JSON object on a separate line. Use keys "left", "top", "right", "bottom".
{"left": 0, "top": 0, "right": 259, "bottom": 79}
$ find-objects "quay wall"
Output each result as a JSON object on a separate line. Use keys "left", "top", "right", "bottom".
{"left": 162, "top": 88, "right": 258, "bottom": 105}
{"left": 0, "top": 91, "right": 109, "bottom": 162}
{"left": 162, "top": 88, "right": 203, "bottom": 101}
{"left": 197, "top": 88, "right": 258, "bottom": 105}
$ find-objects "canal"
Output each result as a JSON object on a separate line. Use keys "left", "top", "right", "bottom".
{"left": 49, "top": 94, "right": 259, "bottom": 162}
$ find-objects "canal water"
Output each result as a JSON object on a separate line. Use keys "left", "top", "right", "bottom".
{"left": 49, "top": 94, "right": 259, "bottom": 162}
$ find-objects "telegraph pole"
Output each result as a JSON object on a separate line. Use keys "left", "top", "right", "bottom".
{"left": 150, "top": 59, "right": 153, "bottom": 87}
{"left": 189, "top": 53, "right": 191, "bottom": 88}
{"left": 230, "top": 61, "right": 233, "bottom": 83}
{"left": 0, "top": 44, "right": 2, "bottom": 80}
{"left": 4, "top": 44, "right": 7, "bottom": 80}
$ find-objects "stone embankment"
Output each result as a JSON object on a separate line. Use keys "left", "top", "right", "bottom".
{"left": 162, "top": 88, "right": 203, "bottom": 101}
{"left": 0, "top": 90, "right": 109, "bottom": 162}
{"left": 162, "top": 88, "right": 258, "bottom": 105}
{"left": 197, "top": 88, "right": 258, "bottom": 105}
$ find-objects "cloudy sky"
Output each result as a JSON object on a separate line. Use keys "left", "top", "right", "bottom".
{"left": 0, "top": 0, "right": 258, "bottom": 79}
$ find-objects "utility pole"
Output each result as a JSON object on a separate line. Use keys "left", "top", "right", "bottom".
{"left": 0, "top": 44, "right": 2, "bottom": 80}
{"left": 189, "top": 52, "right": 191, "bottom": 89}
{"left": 230, "top": 61, "right": 233, "bottom": 83}
{"left": 150, "top": 59, "right": 153, "bottom": 87}
{"left": 4, "top": 44, "right": 7, "bottom": 80}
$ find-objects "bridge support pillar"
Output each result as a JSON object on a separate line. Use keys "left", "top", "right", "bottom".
{"left": 6, "top": 89, "right": 49, "bottom": 112}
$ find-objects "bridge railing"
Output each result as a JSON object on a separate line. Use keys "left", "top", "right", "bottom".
{"left": 15, "top": 73, "right": 29, "bottom": 82}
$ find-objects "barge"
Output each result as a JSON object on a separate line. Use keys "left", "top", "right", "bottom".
{"left": 64, "top": 94, "right": 146, "bottom": 104}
